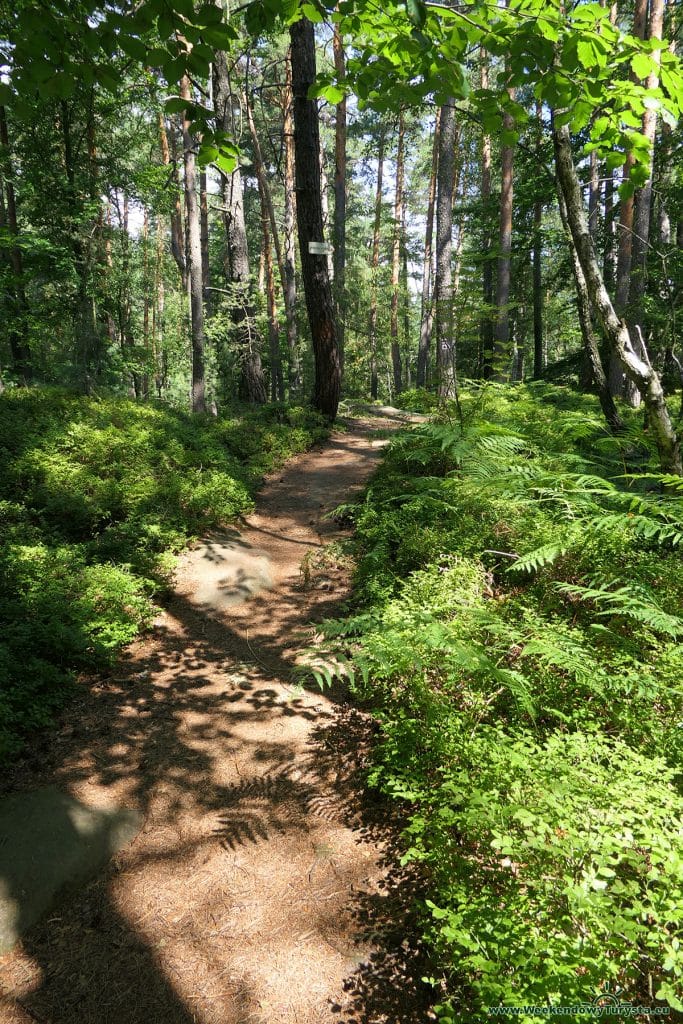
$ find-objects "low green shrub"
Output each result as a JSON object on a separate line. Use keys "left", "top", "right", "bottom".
{"left": 0, "top": 388, "right": 326, "bottom": 758}
{"left": 306, "top": 383, "right": 683, "bottom": 1019}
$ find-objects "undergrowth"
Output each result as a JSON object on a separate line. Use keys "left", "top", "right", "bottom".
{"left": 304, "top": 382, "right": 683, "bottom": 1021}
{"left": 0, "top": 387, "right": 326, "bottom": 759}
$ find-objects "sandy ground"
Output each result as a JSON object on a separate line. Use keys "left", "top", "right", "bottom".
{"left": 0, "top": 418, "right": 431, "bottom": 1024}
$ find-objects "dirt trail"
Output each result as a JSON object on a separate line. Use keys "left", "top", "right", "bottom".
{"left": 0, "top": 419, "right": 427, "bottom": 1024}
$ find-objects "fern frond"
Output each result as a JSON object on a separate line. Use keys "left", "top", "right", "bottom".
{"left": 555, "top": 580, "right": 683, "bottom": 637}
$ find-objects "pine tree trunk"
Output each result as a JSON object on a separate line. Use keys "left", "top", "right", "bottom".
{"left": 213, "top": 57, "right": 266, "bottom": 404}
{"left": 282, "top": 52, "right": 300, "bottom": 397}
{"left": 480, "top": 53, "right": 495, "bottom": 379}
{"left": 553, "top": 117, "right": 681, "bottom": 474}
{"left": 435, "top": 98, "right": 457, "bottom": 397}
{"left": 416, "top": 110, "right": 439, "bottom": 388}
{"left": 0, "top": 105, "right": 31, "bottom": 383}
{"left": 289, "top": 15, "right": 340, "bottom": 419}
{"left": 200, "top": 170, "right": 210, "bottom": 316}
{"left": 332, "top": 22, "right": 347, "bottom": 377}
{"left": 158, "top": 113, "right": 187, "bottom": 289}
{"left": 260, "top": 185, "right": 284, "bottom": 402}
{"left": 368, "top": 127, "right": 385, "bottom": 400}
{"left": 532, "top": 100, "right": 544, "bottom": 379}
{"left": 180, "top": 75, "right": 207, "bottom": 413}
{"left": 389, "top": 109, "right": 405, "bottom": 397}
{"left": 629, "top": 0, "right": 665, "bottom": 337}
{"left": 610, "top": 0, "right": 648, "bottom": 404}
{"left": 493, "top": 90, "right": 515, "bottom": 381}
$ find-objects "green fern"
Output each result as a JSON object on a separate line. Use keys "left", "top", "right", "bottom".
{"left": 555, "top": 579, "right": 683, "bottom": 637}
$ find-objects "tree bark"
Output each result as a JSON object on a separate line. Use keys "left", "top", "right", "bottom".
{"left": 629, "top": 0, "right": 665, "bottom": 337}
{"left": 435, "top": 98, "right": 457, "bottom": 397}
{"left": 416, "top": 110, "right": 439, "bottom": 388}
{"left": 180, "top": 74, "right": 207, "bottom": 413}
{"left": 0, "top": 105, "right": 31, "bottom": 382}
{"left": 389, "top": 109, "right": 405, "bottom": 397}
{"left": 480, "top": 52, "right": 495, "bottom": 379}
{"left": 200, "top": 169, "right": 210, "bottom": 315}
{"left": 213, "top": 55, "right": 266, "bottom": 404}
{"left": 493, "top": 90, "right": 515, "bottom": 380}
{"left": 610, "top": 0, "right": 648, "bottom": 403}
{"left": 553, "top": 117, "right": 681, "bottom": 474}
{"left": 260, "top": 184, "right": 284, "bottom": 402}
{"left": 368, "top": 126, "right": 385, "bottom": 400}
{"left": 532, "top": 100, "right": 544, "bottom": 379}
{"left": 332, "top": 22, "right": 347, "bottom": 377}
{"left": 282, "top": 51, "right": 300, "bottom": 397}
{"left": 158, "top": 113, "right": 187, "bottom": 288}
{"left": 557, "top": 185, "right": 623, "bottom": 431}
{"left": 289, "top": 15, "right": 340, "bottom": 419}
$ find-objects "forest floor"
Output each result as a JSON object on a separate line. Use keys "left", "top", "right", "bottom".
{"left": 0, "top": 415, "right": 432, "bottom": 1024}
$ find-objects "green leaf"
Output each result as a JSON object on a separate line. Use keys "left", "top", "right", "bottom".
{"left": 164, "top": 97, "right": 188, "bottom": 114}
{"left": 631, "top": 52, "right": 653, "bottom": 80}
{"left": 406, "top": 0, "right": 427, "bottom": 28}
{"left": 301, "top": 3, "right": 325, "bottom": 22}
{"left": 118, "top": 34, "right": 149, "bottom": 62}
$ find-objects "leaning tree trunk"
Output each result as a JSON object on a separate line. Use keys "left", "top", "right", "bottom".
{"left": 389, "top": 108, "right": 405, "bottom": 397}
{"left": 557, "top": 186, "right": 623, "bottom": 432}
{"left": 289, "top": 15, "right": 341, "bottom": 419}
{"left": 368, "top": 126, "right": 385, "bottom": 401}
{"left": 553, "top": 117, "right": 681, "bottom": 474}
{"left": 180, "top": 75, "right": 206, "bottom": 413}
{"left": 434, "top": 98, "right": 457, "bottom": 398}
{"left": 416, "top": 110, "right": 439, "bottom": 388}
{"left": 213, "top": 54, "right": 266, "bottom": 404}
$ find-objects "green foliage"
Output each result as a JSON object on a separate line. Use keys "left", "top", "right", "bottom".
{"left": 307, "top": 384, "right": 683, "bottom": 1019}
{"left": 0, "top": 388, "right": 326, "bottom": 759}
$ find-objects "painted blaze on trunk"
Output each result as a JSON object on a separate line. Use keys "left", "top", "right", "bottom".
{"left": 289, "top": 13, "right": 341, "bottom": 420}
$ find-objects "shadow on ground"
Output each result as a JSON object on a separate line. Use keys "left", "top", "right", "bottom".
{"left": 0, "top": 419, "right": 434, "bottom": 1024}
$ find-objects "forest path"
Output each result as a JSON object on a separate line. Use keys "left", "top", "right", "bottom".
{"left": 0, "top": 416, "right": 428, "bottom": 1024}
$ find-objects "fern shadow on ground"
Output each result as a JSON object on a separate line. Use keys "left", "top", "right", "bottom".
{"left": 308, "top": 705, "right": 435, "bottom": 1024}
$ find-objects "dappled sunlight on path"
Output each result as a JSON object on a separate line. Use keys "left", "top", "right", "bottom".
{"left": 0, "top": 420, "right": 430, "bottom": 1024}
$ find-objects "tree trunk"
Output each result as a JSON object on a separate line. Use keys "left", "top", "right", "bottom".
{"left": 289, "top": 15, "right": 340, "bottom": 419}
{"left": 213, "top": 56, "right": 266, "bottom": 404}
{"left": 0, "top": 105, "right": 31, "bottom": 382}
{"left": 629, "top": 0, "right": 665, "bottom": 337}
{"left": 557, "top": 185, "right": 623, "bottom": 431}
{"left": 180, "top": 74, "right": 207, "bottom": 413}
{"left": 493, "top": 90, "right": 515, "bottom": 380}
{"left": 260, "top": 185, "right": 284, "bottom": 402}
{"left": 332, "top": 22, "right": 347, "bottom": 377}
{"left": 200, "top": 170, "right": 210, "bottom": 315}
{"left": 435, "top": 98, "right": 457, "bottom": 398}
{"left": 389, "top": 109, "right": 405, "bottom": 397}
{"left": 282, "top": 51, "right": 300, "bottom": 397}
{"left": 480, "top": 52, "right": 495, "bottom": 379}
{"left": 553, "top": 117, "right": 681, "bottom": 474}
{"left": 532, "top": 100, "right": 544, "bottom": 379}
{"left": 610, "top": 0, "right": 648, "bottom": 403}
{"left": 368, "top": 126, "right": 385, "bottom": 400}
{"left": 416, "top": 110, "right": 439, "bottom": 388}
{"left": 158, "top": 113, "right": 187, "bottom": 288}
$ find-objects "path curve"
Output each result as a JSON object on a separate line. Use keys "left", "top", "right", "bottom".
{"left": 0, "top": 419, "right": 412, "bottom": 1024}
